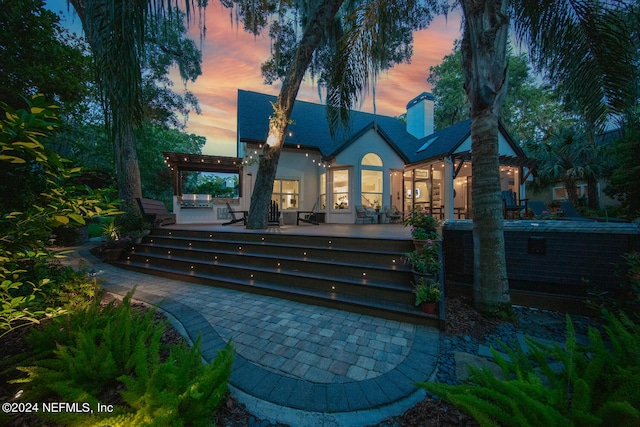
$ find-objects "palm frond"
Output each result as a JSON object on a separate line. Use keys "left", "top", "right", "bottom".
{"left": 326, "top": 0, "right": 444, "bottom": 134}
{"left": 511, "top": 0, "right": 639, "bottom": 128}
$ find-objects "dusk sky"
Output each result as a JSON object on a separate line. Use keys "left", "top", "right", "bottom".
{"left": 49, "top": 1, "right": 463, "bottom": 156}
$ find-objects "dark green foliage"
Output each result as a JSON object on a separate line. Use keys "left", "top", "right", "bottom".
{"left": 13, "top": 292, "right": 234, "bottom": 426}
{"left": 18, "top": 293, "right": 162, "bottom": 397}
{"left": 117, "top": 337, "right": 234, "bottom": 427}
{"left": 604, "top": 127, "right": 640, "bottom": 219}
{"left": 0, "top": 96, "right": 119, "bottom": 336}
{"left": 0, "top": 0, "right": 91, "bottom": 109}
{"left": 420, "top": 314, "right": 640, "bottom": 426}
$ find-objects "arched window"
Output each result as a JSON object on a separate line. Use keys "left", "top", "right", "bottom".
{"left": 362, "top": 153, "right": 383, "bottom": 166}
{"left": 361, "top": 153, "right": 383, "bottom": 208}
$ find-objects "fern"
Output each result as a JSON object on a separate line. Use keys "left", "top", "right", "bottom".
{"left": 421, "top": 313, "right": 640, "bottom": 426}
{"left": 119, "top": 338, "right": 235, "bottom": 427}
{"left": 12, "top": 289, "right": 235, "bottom": 426}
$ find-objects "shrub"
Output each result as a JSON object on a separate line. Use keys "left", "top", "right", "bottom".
{"left": 420, "top": 313, "right": 640, "bottom": 426}
{"left": 12, "top": 292, "right": 234, "bottom": 426}
{"left": 0, "top": 95, "right": 119, "bottom": 336}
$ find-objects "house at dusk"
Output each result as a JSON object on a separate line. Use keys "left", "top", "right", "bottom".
{"left": 165, "top": 89, "right": 532, "bottom": 224}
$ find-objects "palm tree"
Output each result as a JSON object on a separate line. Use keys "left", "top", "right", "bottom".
{"left": 526, "top": 126, "right": 606, "bottom": 209}
{"left": 329, "top": 0, "right": 638, "bottom": 315}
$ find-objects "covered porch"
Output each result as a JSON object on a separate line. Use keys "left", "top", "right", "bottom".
{"left": 403, "top": 153, "right": 535, "bottom": 220}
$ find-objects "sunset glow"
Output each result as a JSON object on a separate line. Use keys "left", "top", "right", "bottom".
{"left": 50, "top": 0, "right": 462, "bottom": 156}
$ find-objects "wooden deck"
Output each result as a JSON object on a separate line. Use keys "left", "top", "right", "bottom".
{"left": 162, "top": 223, "right": 413, "bottom": 240}
{"left": 117, "top": 223, "right": 443, "bottom": 327}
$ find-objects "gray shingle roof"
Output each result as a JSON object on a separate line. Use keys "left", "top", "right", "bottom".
{"left": 237, "top": 90, "right": 504, "bottom": 165}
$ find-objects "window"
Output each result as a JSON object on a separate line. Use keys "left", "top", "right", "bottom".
{"left": 362, "top": 153, "right": 383, "bottom": 166}
{"left": 361, "top": 169, "right": 383, "bottom": 207}
{"left": 272, "top": 179, "right": 299, "bottom": 209}
{"left": 180, "top": 171, "right": 239, "bottom": 198}
{"left": 553, "top": 184, "right": 589, "bottom": 200}
{"left": 332, "top": 169, "right": 349, "bottom": 209}
{"left": 361, "top": 153, "right": 383, "bottom": 208}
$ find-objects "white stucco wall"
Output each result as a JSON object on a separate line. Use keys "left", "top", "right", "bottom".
{"left": 328, "top": 128, "right": 406, "bottom": 224}
{"left": 240, "top": 144, "right": 322, "bottom": 218}
{"left": 454, "top": 133, "right": 518, "bottom": 156}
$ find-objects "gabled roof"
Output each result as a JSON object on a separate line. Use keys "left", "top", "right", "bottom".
{"left": 237, "top": 90, "right": 416, "bottom": 161}
{"left": 236, "top": 89, "right": 526, "bottom": 165}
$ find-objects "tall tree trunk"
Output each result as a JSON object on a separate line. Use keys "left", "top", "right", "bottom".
{"left": 246, "top": 0, "right": 345, "bottom": 229}
{"left": 112, "top": 112, "right": 143, "bottom": 205}
{"left": 70, "top": 0, "right": 143, "bottom": 208}
{"left": 586, "top": 175, "right": 598, "bottom": 209}
{"left": 460, "top": 0, "right": 512, "bottom": 316}
{"left": 563, "top": 174, "right": 580, "bottom": 207}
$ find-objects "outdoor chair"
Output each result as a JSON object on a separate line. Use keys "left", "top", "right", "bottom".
{"left": 501, "top": 191, "right": 528, "bottom": 219}
{"left": 267, "top": 200, "right": 281, "bottom": 226}
{"left": 560, "top": 201, "right": 594, "bottom": 221}
{"left": 355, "top": 205, "right": 375, "bottom": 224}
{"left": 222, "top": 202, "right": 247, "bottom": 226}
{"left": 383, "top": 206, "right": 402, "bottom": 223}
{"left": 391, "top": 206, "right": 403, "bottom": 223}
{"left": 137, "top": 197, "right": 176, "bottom": 227}
{"left": 297, "top": 202, "right": 319, "bottom": 225}
{"left": 527, "top": 201, "right": 547, "bottom": 218}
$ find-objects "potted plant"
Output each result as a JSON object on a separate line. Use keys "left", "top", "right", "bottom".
{"left": 413, "top": 277, "right": 441, "bottom": 314}
{"left": 403, "top": 239, "right": 442, "bottom": 282}
{"left": 94, "top": 220, "right": 132, "bottom": 262}
{"left": 410, "top": 226, "right": 438, "bottom": 250}
{"left": 403, "top": 207, "right": 440, "bottom": 249}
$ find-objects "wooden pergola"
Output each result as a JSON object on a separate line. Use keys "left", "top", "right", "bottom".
{"left": 162, "top": 152, "right": 244, "bottom": 197}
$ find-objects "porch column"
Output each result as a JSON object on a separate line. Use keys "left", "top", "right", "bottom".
{"left": 443, "top": 157, "right": 455, "bottom": 220}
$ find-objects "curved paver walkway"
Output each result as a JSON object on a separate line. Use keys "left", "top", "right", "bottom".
{"left": 66, "top": 246, "right": 440, "bottom": 426}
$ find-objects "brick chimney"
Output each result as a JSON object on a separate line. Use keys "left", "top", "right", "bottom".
{"left": 406, "top": 92, "right": 435, "bottom": 139}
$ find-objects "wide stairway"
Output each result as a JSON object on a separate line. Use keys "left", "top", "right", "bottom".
{"left": 116, "top": 228, "right": 439, "bottom": 326}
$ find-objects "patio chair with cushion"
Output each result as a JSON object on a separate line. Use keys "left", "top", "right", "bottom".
{"left": 383, "top": 205, "right": 402, "bottom": 223}
{"left": 501, "top": 191, "right": 528, "bottom": 219}
{"left": 355, "top": 205, "right": 375, "bottom": 224}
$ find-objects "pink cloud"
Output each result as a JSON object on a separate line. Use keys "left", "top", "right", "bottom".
{"left": 182, "top": 5, "right": 462, "bottom": 155}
